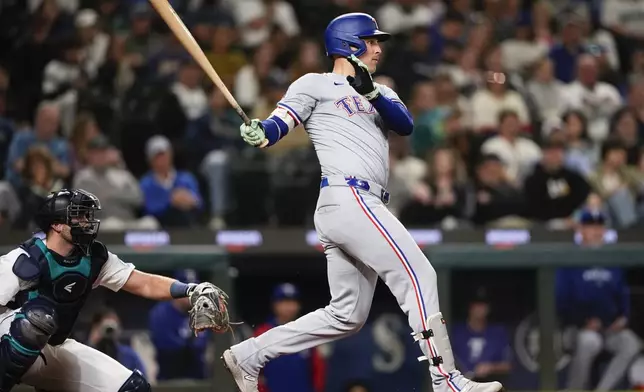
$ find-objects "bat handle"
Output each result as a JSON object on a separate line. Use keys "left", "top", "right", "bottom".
{"left": 235, "top": 107, "right": 251, "bottom": 126}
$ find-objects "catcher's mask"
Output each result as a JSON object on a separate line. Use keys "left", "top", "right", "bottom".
{"left": 35, "top": 189, "right": 101, "bottom": 256}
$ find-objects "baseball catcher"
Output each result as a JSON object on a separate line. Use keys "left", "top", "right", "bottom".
{"left": 0, "top": 189, "right": 231, "bottom": 392}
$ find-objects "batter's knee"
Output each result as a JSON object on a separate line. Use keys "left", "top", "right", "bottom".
{"left": 118, "top": 370, "right": 151, "bottom": 392}
{"left": 326, "top": 304, "right": 369, "bottom": 334}
{"left": 576, "top": 329, "right": 603, "bottom": 357}
{"left": 615, "top": 329, "right": 643, "bottom": 356}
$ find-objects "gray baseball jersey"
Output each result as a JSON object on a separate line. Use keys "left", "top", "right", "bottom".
{"left": 271, "top": 72, "right": 404, "bottom": 187}
{"left": 231, "top": 72, "right": 476, "bottom": 392}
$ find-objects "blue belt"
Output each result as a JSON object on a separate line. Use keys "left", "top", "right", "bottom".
{"left": 320, "top": 176, "right": 390, "bottom": 205}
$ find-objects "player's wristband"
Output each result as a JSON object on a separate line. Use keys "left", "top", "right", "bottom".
{"left": 170, "top": 281, "right": 195, "bottom": 298}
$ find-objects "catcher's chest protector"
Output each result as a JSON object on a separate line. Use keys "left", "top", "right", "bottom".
{"left": 8, "top": 238, "right": 107, "bottom": 345}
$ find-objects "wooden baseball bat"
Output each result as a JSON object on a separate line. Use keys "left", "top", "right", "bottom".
{"left": 148, "top": 0, "right": 251, "bottom": 126}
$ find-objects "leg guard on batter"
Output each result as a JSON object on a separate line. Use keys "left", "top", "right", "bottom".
{"left": 0, "top": 300, "right": 58, "bottom": 392}
{"left": 118, "top": 370, "right": 151, "bottom": 392}
{"left": 411, "top": 312, "right": 456, "bottom": 372}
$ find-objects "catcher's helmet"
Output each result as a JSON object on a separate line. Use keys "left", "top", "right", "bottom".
{"left": 35, "top": 189, "right": 101, "bottom": 255}
{"left": 324, "top": 12, "right": 391, "bottom": 58}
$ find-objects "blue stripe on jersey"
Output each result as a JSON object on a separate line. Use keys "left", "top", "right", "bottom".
{"left": 277, "top": 102, "right": 303, "bottom": 124}
{"left": 261, "top": 116, "right": 290, "bottom": 146}
{"left": 370, "top": 94, "right": 414, "bottom": 136}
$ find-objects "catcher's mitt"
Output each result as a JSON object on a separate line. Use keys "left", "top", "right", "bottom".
{"left": 188, "top": 282, "right": 231, "bottom": 335}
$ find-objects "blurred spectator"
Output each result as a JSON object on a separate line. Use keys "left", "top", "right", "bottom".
{"left": 500, "top": 15, "right": 549, "bottom": 74}
{"left": 451, "top": 288, "right": 512, "bottom": 384}
{"left": 628, "top": 49, "right": 644, "bottom": 86}
{"left": 110, "top": 3, "right": 163, "bottom": 92}
{"left": 480, "top": 110, "right": 542, "bottom": 185}
{"left": 95, "top": 0, "right": 128, "bottom": 34}
{"left": 41, "top": 36, "right": 87, "bottom": 136}
{"left": 472, "top": 154, "right": 526, "bottom": 227}
{"left": 0, "top": 66, "right": 16, "bottom": 177}
{"left": 557, "top": 110, "right": 598, "bottom": 177}
{"left": 75, "top": 9, "right": 109, "bottom": 81}
{"left": 171, "top": 59, "right": 208, "bottom": 122}
{"left": 88, "top": 307, "right": 147, "bottom": 377}
{"left": 147, "top": 35, "right": 192, "bottom": 83}
{"left": 343, "top": 380, "right": 372, "bottom": 392}
{"left": 381, "top": 26, "right": 435, "bottom": 101}
{"left": 600, "top": 0, "right": 644, "bottom": 72}
{"left": 0, "top": 181, "right": 20, "bottom": 227}
{"left": 255, "top": 283, "right": 325, "bottom": 392}
{"left": 73, "top": 134, "right": 158, "bottom": 231}
{"left": 523, "top": 138, "right": 591, "bottom": 229}
{"left": 400, "top": 146, "right": 470, "bottom": 228}
{"left": 628, "top": 79, "right": 644, "bottom": 141}
{"left": 387, "top": 133, "right": 425, "bottom": 218}
{"left": 527, "top": 58, "right": 565, "bottom": 127}
{"left": 29, "top": 0, "right": 75, "bottom": 41}
{"left": 188, "top": 86, "right": 244, "bottom": 230}
{"left": 232, "top": 0, "right": 300, "bottom": 49}
{"left": 556, "top": 209, "right": 642, "bottom": 390}
{"left": 609, "top": 107, "right": 642, "bottom": 165}
{"left": 140, "top": 135, "right": 203, "bottom": 227}
{"left": 69, "top": 111, "right": 100, "bottom": 170}
{"left": 253, "top": 69, "right": 310, "bottom": 157}
{"left": 149, "top": 269, "right": 210, "bottom": 380}
{"left": 409, "top": 81, "right": 443, "bottom": 157}
{"left": 5, "top": 103, "right": 70, "bottom": 188}
{"left": 235, "top": 41, "right": 278, "bottom": 110}
{"left": 13, "top": 146, "right": 64, "bottom": 230}
{"left": 288, "top": 39, "right": 324, "bottom": 81}
{"left": 428, "top": 9, "right": 466, "bottom": 64}
{"left": 549, "top": 16, "right": 587, "bottom": 83}
{"left": 469, "top": 58, "right": 531, "bottom": 132}
{"left": 560, "top": 54, "right": 623, "bottom": 142}
{"left": 206, "top": 19, "right": 247, "bottom": 87}
{"left": 588, "top": 138, "right": 644, "bottom": 228}
{"left": 376, "top": 0, "right": 443, "bottom": 37}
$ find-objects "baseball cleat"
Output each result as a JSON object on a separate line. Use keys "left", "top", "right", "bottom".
{"left": 221, "top": 349, "right": 259, "bottom": 392}
{"left": 460, "top": 380, "right": 504, "bottom": 392}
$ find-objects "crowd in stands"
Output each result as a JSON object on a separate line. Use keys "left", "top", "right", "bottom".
{"left": 0, "top": 0, "right": 643, "bottom": 231}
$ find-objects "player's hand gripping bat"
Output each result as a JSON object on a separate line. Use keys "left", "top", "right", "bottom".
{"left": 148, "top": 0, "right": 269, "bottom": 148}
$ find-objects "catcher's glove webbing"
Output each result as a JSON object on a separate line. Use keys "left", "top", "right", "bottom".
{"left": 188, "top": 282, "right": 234, "bottom": 335}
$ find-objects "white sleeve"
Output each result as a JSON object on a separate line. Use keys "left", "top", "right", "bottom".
{"left": 600, "top": 1, "right": 620, "bottom": 28}
{"left": 94, "top": 251, "right": 135, "bottom": 292}
{"left": 0, "top": 250, "right": 37, "bottom": 306}
{"left": 270, "top": 73, "right": 320, "bottom": 129}
{"left": 377, "top": 83, "right": 405, "bottom": 105}
{"left": 275, "top": 2, "right": 300, "bottom": 37}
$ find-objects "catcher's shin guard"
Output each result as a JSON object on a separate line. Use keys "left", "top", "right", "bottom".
{"left": 0, "top": 302, "right": 58, "bottom": 392}
{"left": 411, "top": 312, "right": 456, "bottom": 373}
{"left": 118, "top": 370, "right": 151, "bottom": 392}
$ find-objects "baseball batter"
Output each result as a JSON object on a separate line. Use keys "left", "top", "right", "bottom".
{"left": 0, "top": 189, "right": 230, "bottom": 392}
{"left": 222, "top": 13, "right": 504, "bottom": 392}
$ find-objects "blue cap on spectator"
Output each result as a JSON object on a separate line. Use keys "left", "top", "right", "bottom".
{"left": 579, "top": 209, "right": 606, "bottom": 225}
{"left": 174, "top": 269, "right": 199, "bottom": 284}
{"left": 272, "top": 283, "right": 299, "bottom": 302}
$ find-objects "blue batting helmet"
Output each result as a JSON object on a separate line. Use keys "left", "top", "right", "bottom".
{"left": 324, "top": 13, "right": 391, "bottom": 58}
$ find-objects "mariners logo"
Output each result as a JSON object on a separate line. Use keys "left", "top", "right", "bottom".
{"left": 514, "top": 313, "right": 572, "bottom": 372}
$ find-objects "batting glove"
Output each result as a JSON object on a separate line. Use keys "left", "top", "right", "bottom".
{"left": 240, "top": 119, "right": 267, "bottom": 147}
{"left": 346, "top": 54, "right": 380, "bottom": 101}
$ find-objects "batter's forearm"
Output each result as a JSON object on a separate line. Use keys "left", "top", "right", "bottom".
{"left": 370, "top": 95, "right": 414, "bottom": 135}
{"left": 261, "top": 115, "right": 290, "bottom": 146}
